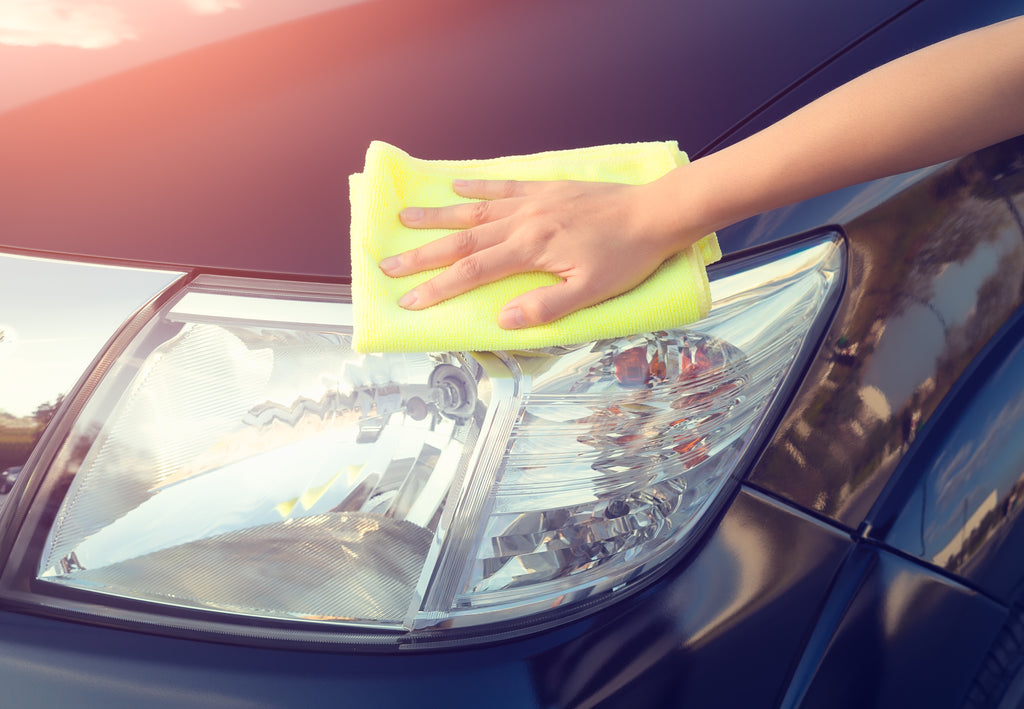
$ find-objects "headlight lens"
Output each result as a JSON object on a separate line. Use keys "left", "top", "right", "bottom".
{"left": 9, "top": 234, "right": 843, "bottom": 644}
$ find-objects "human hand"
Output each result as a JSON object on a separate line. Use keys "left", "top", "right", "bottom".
{"left": 378, "top": 178, "right": 685, "bottom": 329}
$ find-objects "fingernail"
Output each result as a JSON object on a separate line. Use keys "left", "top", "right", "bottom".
{"left": 379, "top": 255, "right": 401, "bottom": 274}
{"left": 398, "top": 290, "right": 418, "bottom": 309}
{"left": 400, "top": 207, "right": 423, "bottom": 222}
{"left": 498, "top": 306, "right": 525, "bottom": 329}
{"left": 452, "top": 179, "right": 470, "bottom": 188}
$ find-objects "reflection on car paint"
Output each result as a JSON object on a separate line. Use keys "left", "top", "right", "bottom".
{"left": 877, "top": 306, "right": 1024, "bottom": 604}
{"left": 748, "top": 136, "right": 1024, "bottom": 528}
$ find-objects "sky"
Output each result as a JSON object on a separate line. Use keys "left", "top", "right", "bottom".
{"left": 0, "top": 253, "right": 182, "bottom": 417}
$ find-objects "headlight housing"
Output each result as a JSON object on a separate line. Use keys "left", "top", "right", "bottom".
{"left": 2, "top": 234, "right": 843, "bottom": 647}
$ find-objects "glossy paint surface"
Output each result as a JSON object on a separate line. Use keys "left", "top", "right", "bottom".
{"left": 0, "top": 0, "right": 358, "bottom": 112}
{"left": 745, "top": 135, "right": 1024, "bottom": 528}
{"left": 874, "top": 305, "right": 1024, "bottom": 605}
{"left": 1, "top": 0, "right": 910, "bottom": 276}
{"left": 786, "top": 547, "right": 1004, "bottom": 708}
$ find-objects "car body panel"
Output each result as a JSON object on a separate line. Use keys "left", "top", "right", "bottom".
{"left": 0, "top": 0, "right": 360, "bottom": 114}
{"left": 1, "top": 0, "right": 912, "bottom": 277}
{"left": 784, "top": 546, "right": 1005, "bottom": 708}
{"left": 870, "top": 303, "right": 1024, "bottom": 606}
{"left": 744, "top": 136, "right": 1024, "bottom": 529}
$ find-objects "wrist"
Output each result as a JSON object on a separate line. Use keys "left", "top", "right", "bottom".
{"left": 635, "top": 165, "right": 718, "bottom": 260}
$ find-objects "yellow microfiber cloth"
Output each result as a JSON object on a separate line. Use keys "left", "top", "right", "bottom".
{"left": 350, "top": 140, "right": 721, "bottom": 353}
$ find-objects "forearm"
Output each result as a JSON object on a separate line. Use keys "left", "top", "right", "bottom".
{"left": 653, "top": 15, "right": 1024, "bottom": 241}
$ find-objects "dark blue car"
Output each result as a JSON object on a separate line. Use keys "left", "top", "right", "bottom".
{"left": 2, "top": 1, "right": 1024, "bottom": 706}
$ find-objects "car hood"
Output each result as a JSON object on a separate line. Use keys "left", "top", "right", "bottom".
{"left": 0, "top": 0, "right": 914, "bottom": 278}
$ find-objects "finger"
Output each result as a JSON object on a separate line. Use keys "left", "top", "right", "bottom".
{"left": 450, "top": 178, "right": 548, "bottom": 201}
{"left": 397, "top": 244, "right": 528, "bottom": 310}
{"left": 399, "top": 196, "right": 514, "bottom": 230}
{"left": 497, "top": 279, "right": 605, "bottom": 329}
{"left": 399, "top": 179, "right": 551, "bottom": 230}
{"left": 380, "top": 220, "right": 512, "bottom": 276}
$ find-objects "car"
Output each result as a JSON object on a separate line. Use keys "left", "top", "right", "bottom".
{"left": 1, "top": 1, "right": 1024, "bottom": 707}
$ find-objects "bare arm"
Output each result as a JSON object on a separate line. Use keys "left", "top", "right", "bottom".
{"left": 382, "top": 15, "right": 1024, "bottom": 329}
{"left": 661, "top": 14, "right": 1024, "bottom": 239}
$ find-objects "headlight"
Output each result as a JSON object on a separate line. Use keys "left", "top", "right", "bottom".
{"left": 2, "top": 234, "right": 843, "bottom": 647}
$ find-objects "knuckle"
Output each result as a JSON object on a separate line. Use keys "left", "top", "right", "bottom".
{"left": 500, "top": 180, "right": 519, "bottom": 198}
{"left": 521, "top": 227, "right": 555, "bottom": 260}
{"left": 454, "top": 255, "right": 483, "bottom": 283}
{"left": 453, "top": 229, "right": 477, "bottom": 257}
{"left": 468, "top": 200, "right": 491, "bottom": 224}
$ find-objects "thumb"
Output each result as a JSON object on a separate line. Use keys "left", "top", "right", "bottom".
{"left": 498, "top": 279, "right": 599, "bottom": 329}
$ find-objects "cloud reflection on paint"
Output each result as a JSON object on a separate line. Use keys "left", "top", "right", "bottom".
{"left": 0, "top": 0, "right": 136, "bottom": 49}
{"left": 182, "top": 0, "right": 242, "bottom": 16}
{"left": 0, "top": 0, "right": 245, "bottom": 51}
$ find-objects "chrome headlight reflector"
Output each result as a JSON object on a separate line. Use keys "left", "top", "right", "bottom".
{"left": 8, "top": 235, "right": 843, "bottom": 644}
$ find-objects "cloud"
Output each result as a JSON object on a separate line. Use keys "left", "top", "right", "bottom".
{"left": 0, "top": 0, "right": 136, "bottom": 49}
